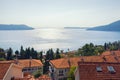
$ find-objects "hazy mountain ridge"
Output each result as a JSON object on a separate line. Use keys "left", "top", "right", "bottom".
{"left": 0, "top": 24, "right": 34, "bottom": 30}
{"left": 87, "top": 20, "right": 120, "bottom": 31}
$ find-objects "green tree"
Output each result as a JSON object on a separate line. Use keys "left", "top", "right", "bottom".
{"left": 32, "top": 70, "right": 42, "bottom": 78}
{"left": 39, "top": 51, "right": 43, "bottom": 62}
{"left": 20, "top": 46, "right": 25, "bottom": 59}
{"left": 49, "top": 48, "right": 54, "bottom": 60}
{"left": 0, "top": 52, "right": 5, "bottom": 59}
{"left": 55, "top": 48, "right": 61, "bottom": 59}
{"left": 15, "top": 50, "right": 19, "bottom": 57}
{"left": 7, "top": 48, "right": 13, "bottom": 60}
{"left": 67, "top": 66, "right": 76, "bottom": 80}
{"left": 43, "top": 59, "right": 49, "bottom": 74}
{"left": 0, "top": 58, "right": 6, "bottom": 61}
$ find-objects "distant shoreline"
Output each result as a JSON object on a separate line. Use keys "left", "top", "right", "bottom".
{"left": 0, "top": 24, "right": 34, "bottom": 30}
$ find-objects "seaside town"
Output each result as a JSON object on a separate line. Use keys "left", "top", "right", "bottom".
{"left": 0, "top": 41, "right": 120, "bottom": 80}
{"left": 0, "top": 0, "right": 120, "bottom": 80}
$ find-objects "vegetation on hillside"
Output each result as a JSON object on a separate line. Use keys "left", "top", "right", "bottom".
{"left": 76, "top": 41, "right": 120, "bottom": 56}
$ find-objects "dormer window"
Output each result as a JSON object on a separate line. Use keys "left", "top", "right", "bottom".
{"left": 96, "top": 66, "right": 102, "bottom": 72}
{"left": 107, "top": 66, "right": 116, "bottom": 74}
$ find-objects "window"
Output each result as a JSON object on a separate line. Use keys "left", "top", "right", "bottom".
{"left": 59, "top": 70, "right": 64, "bottom": 76}
{"left": 65, "top": 69, "right": 67, "bottom": 72}
{"left": 22, "top": 68, "right": 27, "bottom": 71}
{"left": 107, "top": 66, "right": 116, "bottom": 73}
{"left": 38, "top": 67, "right": 41, "bottom": 70}
{"left": 28, "top": 68, "right": 31, "bottom": 71}
{"left": 96, "top": 66, "right": 102, "bottom": 72}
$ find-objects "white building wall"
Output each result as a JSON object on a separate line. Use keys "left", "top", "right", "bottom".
{"left": 75, "top": 67, "right": 80, "bottom": 80}
{"left": 3, "top": 64, "right": 23, "bottom": 80}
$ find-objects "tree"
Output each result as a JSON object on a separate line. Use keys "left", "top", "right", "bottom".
{"left": 25, "top": 48, "right": 31, "bottom": 59}
{"left": 0, "top": 52, "right": 5, "bottom": 58}
{"left": 67, "top": 66, "right": 76, "bottom": 80}
{"left": 49, "top": 49, "right": 54, "bottom": 60}
{"left": 20, "top": 46, "right": 25, "bottom": 59}
{"left": 55, "top": 48, "right": 61, "bottom": 59}
{"left": 43, "top": 59, "right": 49, "bottom": 74}
{"left": 7, "top": 48, "right": 13, "bottom": 60}
{"left": 39, "top": 51, "right": 43, "bottom": 62}
{"left": 0, "top": 58, "right": 6, "bottom": 61}
{"left": 15, "top": 50, "right": 19, "bottom": 57}
{"left": 33, "top": 70, "right": 42, "bottom": 78}
{"left": 0, "top": 48, "right": 5, "bottom": 59}
{"left": 46, "top": 50, "right": 50, "bottom": 60}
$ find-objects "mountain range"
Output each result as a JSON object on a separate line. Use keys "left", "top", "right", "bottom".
{"left": 0, "top": 24, "right": 33, "bottom": 30}
{"left": 87, "top": 20, "right": 120, "bottom": 31}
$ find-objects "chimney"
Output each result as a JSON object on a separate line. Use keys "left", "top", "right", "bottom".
{"left": 81, "top": 58, "right": 84, "bottom": 62}
{"left": 14, "top": 57, "right": 19, "bottom": 64}
{"left": 103, "top": 56, "right": 106, "bottom": 62}
{"left": 29, "top": 56, "right": 32, "bottom": 67}
{"left": 68, "top": 58, "right": 71, "bottom": 68}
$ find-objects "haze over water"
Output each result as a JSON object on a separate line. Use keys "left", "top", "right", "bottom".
{"left": 0, "top": 29, "right": 120, "bottom": 51}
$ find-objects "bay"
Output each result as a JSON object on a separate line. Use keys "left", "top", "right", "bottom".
{"left": 0, "top": 28, "right": 120, "bottom": 52}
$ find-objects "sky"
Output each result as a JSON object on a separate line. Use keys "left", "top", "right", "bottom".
{"left": 0, "top": 0, "right": 120, "bottom": 28}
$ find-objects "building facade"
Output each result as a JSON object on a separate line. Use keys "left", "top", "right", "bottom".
{"left": 0, "top": 62, "right": 23, "bottom": 80}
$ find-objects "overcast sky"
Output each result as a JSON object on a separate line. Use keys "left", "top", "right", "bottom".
{"left": 0, "top": 0, "right": 120, "bottom": 28}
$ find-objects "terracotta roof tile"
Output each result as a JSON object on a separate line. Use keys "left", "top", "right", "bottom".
{"left": 0, "top": 62, "right": 11, "bottom": 79}
{"left": 50, "top": 54, "right": 120, "bottom": 69}
{"left": 50, "top": 57, "right": 80, "bottom": 68}
{"left": 18, "top": 59, "right": 43, "bottom": 68}
{"left": 102, "top": 50, "right": 120, "bottom": 57}
{"left": 77, "top": 62, "right": 120, "bottom": 80}
{"left": 0, "top": 59, "right": 43, "bottom": 68}
{"left": 38, "top": 75, "right": 51, "bottom": 80}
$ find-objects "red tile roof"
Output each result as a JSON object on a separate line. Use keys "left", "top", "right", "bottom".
{"left": 18, "top": 59, "right": 43, "bottom": 68}
{"left": 14, "top": 75, "right": 51, "bottom": 80}
{"left": 77, "top": 62, "right": 120, "bottom": 80}
{"left": 0, "top": 59, "right": 43, "bottom": 68}
{"left": 38, "top": 75, "right": 51, "bottom": 80}
{"left": 50, "top": 54, "right": 120, "bottom": 69}
{"left": 50, "top": 57, "right": 80, "bottom": 68}
{"left": 102, "top": 50, "right": 120, "bottom": 56}
{"left": 0, "top": 62, "right": 11, "bottom": 79}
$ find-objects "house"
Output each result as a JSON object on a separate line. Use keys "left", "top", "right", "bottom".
{"left": 49, "top": 52, "right": 120, "bottom": 80}
{"left": 1, "top": 59, "right": 43, "bottom": 76}
{"left": 17, "top": 59, "right": 43, "bottom": 74}
{"left": 75, "top": 62, "right": 120, "bottom": 80}
{"left": 0, "top": 62, "right": 23, "bottom": 80}
{"left": 49, "top": 57, "right": 80, "bottom": 80}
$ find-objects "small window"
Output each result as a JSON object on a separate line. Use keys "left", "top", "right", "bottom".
{"left": 59, "top": 70, "right": 64, "bottom": 76}
{"left": 96, "top": 66, "right": 102, "bottom": 72}
{"left": 107, "top": 66, "right": 116, "bottom": 73}
{"left": 65, "top": 69, "right": 67, "bottom": 72}
{"left": 22, "top": 68, "right": 27, "bottom": 71}
{"left": 28, "top": 68, "right": 31, "bottom": 71}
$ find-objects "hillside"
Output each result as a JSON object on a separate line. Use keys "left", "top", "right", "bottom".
{"left": 87, "top": 20, "right": 120, "bottom": 31}
{"left": 0, "top": 24, "right": 34, "bottom": 30}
